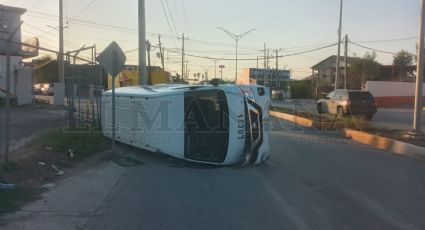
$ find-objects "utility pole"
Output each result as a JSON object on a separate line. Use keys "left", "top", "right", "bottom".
{"left": 413, "top": 0, "right": 425, "bottom": 134}
{"left": 59, "top": 0, "right": 64, "bottom": 84}
{"left": 256, "top": 55, "right": 259, "bottom": 69}
{"left": 214, "top": 60, "right": 217, "bottom": 78}
{"left": 179, "top": 33, "right": 188, "bottom": 82}
{"left": 185, "top": 59, "right": 189, "bottom": 82}
{"left": 335, "top": 0, "right": 344, "bottom": 90}
{"left": 147, "top": 40, "right": 151, "bottom": 84}
{"left": 220, "top": 66, "right": 223, "bottom": 80}
{"left": 138, "top": 0, "right": 148, "bottom": 85}
{"left": 267, "top": 48, "right": 270, "bottom": 86}
{"left": 158, "top": 35, "right": 165, "bottom": 70}
{"left": 263, "top": 43, "right": 266, "bottom": 85}
{"left": 275, "top": 49, "right": 279, "bottom": 89}
{"left": 3, "top": 51, "right": 10, "bottom": 163}
{"left": 344, "top": 34, "right": 348, "bottom": 89}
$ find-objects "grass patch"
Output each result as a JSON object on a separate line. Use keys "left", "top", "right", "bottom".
{"left": 0, "top": 188, "right": 38, "bottom": 214}
{"left": 37, "top": 124, "right": 110, "bottom": 161}
{"left": 0, "top": 123, "right": 110, "bottom": 215}
{"left": 1, "top": 162, "right": 18, "bottom": 173}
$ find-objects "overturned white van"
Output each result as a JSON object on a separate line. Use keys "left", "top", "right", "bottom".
{"left": 101, "top": 84, "right": 270, "bottom": 165}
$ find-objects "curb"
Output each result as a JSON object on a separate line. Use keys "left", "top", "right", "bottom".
{"left": 270, "top": 110, "right": 425, "bottom": 161}
{"left": 270, "top": 111, "right": 314, "bottom": 128}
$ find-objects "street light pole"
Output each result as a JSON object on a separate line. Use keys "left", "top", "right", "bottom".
{"left": 413, "top": 0, "right": 425, "bottom": 134}
{"left": 217, "top": 27, "right": 256, "bottom": 83}
{"left": 335, "top": 0, "right": 343, "bottom": 90}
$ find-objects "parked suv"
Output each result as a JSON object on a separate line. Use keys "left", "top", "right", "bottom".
{"left": 317, "top": 90, "right": 377, "bottom": 120}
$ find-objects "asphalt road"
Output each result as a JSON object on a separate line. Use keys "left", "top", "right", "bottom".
{"left": 272, "top": 99, "right": 425, "bottom": 131}
{"left": 80, "top": 118, "right": 425, "bottom": 230}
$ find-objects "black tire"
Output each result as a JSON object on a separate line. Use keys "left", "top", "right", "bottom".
{"left": 317, "top": 103, "right": 324, "bottom": 114}
{"left": 337, "top": 107, "right": 345, "bottom": 118}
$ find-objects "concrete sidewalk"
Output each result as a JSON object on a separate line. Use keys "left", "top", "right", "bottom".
{"left": 0, "top": 158, "right": 127, "bottom": 230}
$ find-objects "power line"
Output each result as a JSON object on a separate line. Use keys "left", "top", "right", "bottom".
{"left": 149, "top": 43, "right": 337, "bottom": 61}
{"left": 349, "top": 41, "right": 398, "bottom": 55}
{"left": 164, "top": 0, "right": 178, "bottom": 35}
{"left": 352, "top": 36, "right": 417, "bottom": 44}
{"left": 23, "top": 22, "right": 59, "bottom": 41}
{"left": 72, "top": 0, "right": 96, "bottom": 18}
{"left": 26, "top": 11, "right": 261, "bottom": 50}
{"left": 159, "top": 0, "right": 178, "bottom": 48}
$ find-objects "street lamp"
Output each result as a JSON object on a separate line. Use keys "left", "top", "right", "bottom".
{"left": 217, "top": 27, "right": 257, "bottom": 83}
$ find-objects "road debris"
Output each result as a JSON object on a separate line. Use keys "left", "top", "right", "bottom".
{"left": 51, "top": 164, "right": 65, "bottom": 175}
{"left": 68, "top": 149, "right": 75, "bottom": 158}
{"left": 42, "top": 183, "right": 55, "bottom": 189}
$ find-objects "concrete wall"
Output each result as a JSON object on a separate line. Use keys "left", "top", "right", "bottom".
{"left": 16, "top": 69, "right": 32, "bottom": 105}
{"left": 366, "top": 81, "right": 425, "bottom": 107}
{"left": 0, "top": 55, "right": 21, "bottom": 97}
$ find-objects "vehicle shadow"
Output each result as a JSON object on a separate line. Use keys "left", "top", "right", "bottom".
{"left": 113, "top": 142, "right": 225, "bottom": 170}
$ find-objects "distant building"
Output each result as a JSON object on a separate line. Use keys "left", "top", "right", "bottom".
{"left": 0, "top": 4, "right": 38, "bottom": 104}
{"left": 238, "top": 68, "right": 291, "bottom": 88}
{"left": 311, "top": 55, "right": 357, "bottom": 91}
{"left": 0, "top": 4, "right": 26, "bottom": 53}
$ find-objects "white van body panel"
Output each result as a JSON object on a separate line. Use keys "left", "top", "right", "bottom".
{"left": 101, "top": 84, "right": 270, "bottom": 166}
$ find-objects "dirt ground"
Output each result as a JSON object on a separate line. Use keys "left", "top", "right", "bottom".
{"left": 0, "top": 105, "right": 66, "bottom": 152}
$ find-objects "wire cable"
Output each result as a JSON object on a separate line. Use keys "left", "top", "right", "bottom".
{"left": 72, "top": 0, "right": 96, "bottom": 18}
{"left": 349, "top": 41, "right": 398, "bottom": 55}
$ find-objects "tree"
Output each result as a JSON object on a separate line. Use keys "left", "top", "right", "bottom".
{"left": 33, "top": 54, "right": 53, "bottom": 67}
{"left": 393, "top": 50, "right": 413, "bottom": 66}
{"left": 289, "top": 80, "right": 313, "bottom": 99}
{"left": 348, "top": 52, "right": 381, "bottom": 89}
{"left": 393, "top": 50, "right": 413, "bottom": 80}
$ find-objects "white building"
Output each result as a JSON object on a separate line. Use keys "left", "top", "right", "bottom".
{"left": 0, "top": 4, "right": 37, "bottom": 104}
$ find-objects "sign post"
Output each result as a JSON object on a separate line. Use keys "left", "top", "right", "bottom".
{"left": 96, "top": 42, "right": 126, "bottom": 153}
{"left": 219, "top": 65, "right": 225, "bottom": 80}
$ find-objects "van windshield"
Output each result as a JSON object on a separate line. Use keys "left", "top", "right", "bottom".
{"left": 184, "top": 89, "right": 229, "bottom": 163}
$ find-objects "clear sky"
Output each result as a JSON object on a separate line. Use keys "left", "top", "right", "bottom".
{"left": 0, "top": 0, "right": 422, "bottom": 80}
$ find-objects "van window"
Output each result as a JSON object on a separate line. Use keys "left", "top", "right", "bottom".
{"left": 184, "top": 89, "right": 229, "bottom": 163}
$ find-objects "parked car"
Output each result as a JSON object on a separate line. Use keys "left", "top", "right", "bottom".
{"left": 317, "top": 89, "right": 377, "bottom": 120}
{"left": 44, "top": 83, "right": 54, "bottom": 96}
{"left": 33, "top": 84, "right": 43, "bottom": 95}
